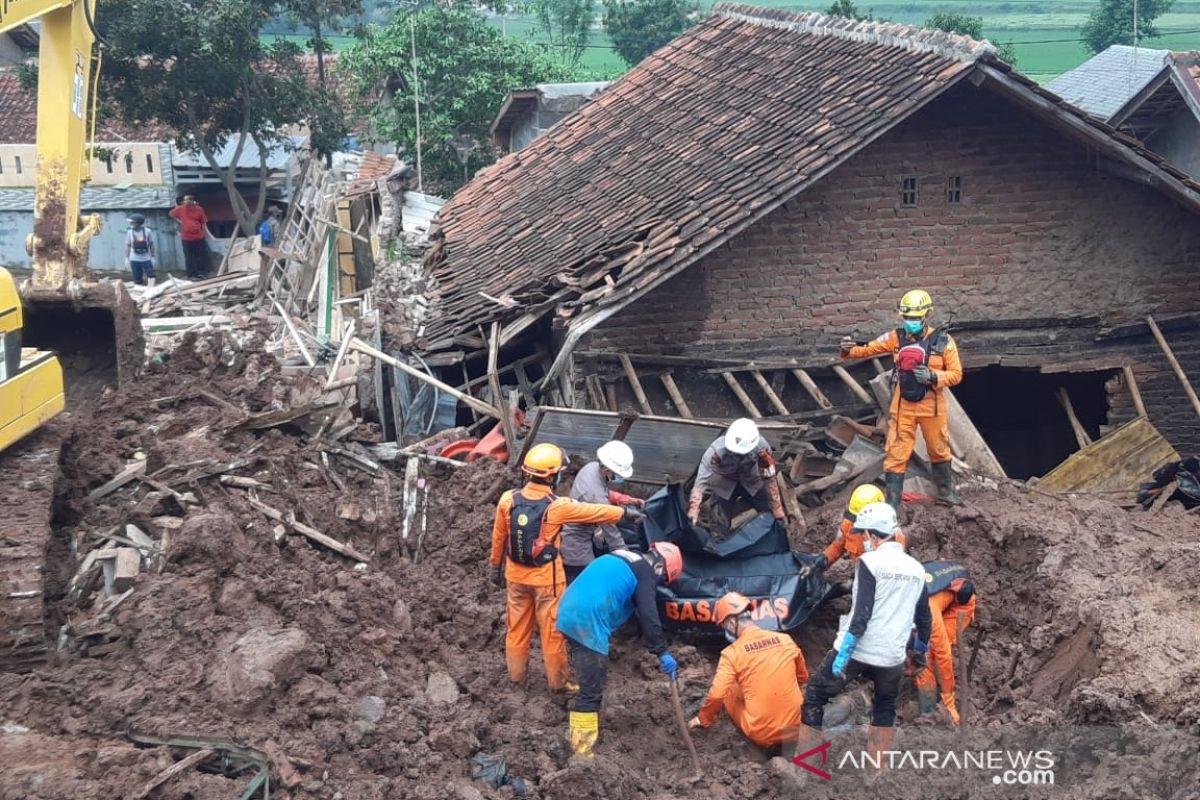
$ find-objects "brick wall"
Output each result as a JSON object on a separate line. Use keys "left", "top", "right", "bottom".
{"left": 586, "top": 81, "right": 1200, "bottom": 453}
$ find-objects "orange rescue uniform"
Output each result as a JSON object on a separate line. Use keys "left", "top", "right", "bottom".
{"left": 490, "top": 482, "right": 624, "bottom": 689}
{"left": 823, "top": 514, "right": 909, "bottom": 565}
{"left": 844, "top": 327, "right": 962, "bottom": 474}
{"left": 914, "top": 588, "right": 977, "bottom": 708}
{"left": 696, "top": 625, "right": 809, "bottom": 747}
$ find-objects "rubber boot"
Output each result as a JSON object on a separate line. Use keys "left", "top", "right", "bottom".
{"left": 568, "top": 711, "right": 599, "bottom": 758}
{"left": 932, "top": 461, "right": 962, "bottom": 506}
{"left": 864, "top": 725, "right": 894, "bottom": 784}
{"left": 884, "top": 471, "right": 905, "bottom": 511}
{"left": 147, "top": 277, "right": 157, "bottom": 288}
{"left": 917, "top": 688, "right": 937, "bottom": 715}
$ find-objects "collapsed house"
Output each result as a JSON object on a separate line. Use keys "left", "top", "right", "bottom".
{"left": 410, "top": 4, "right": 1200, "bottom": 488}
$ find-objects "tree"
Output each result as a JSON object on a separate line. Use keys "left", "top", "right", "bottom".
{"left": 342, "top": 7, "right": 563, "bottom": 191}
{"left": 98, "top": 0, "right": 343, "bottom": 236}
{"left": 825, "top": 0, "right": 871, "bottom": 22}
{"left": 603, "top": 0, "right": 697, "bottom": 67}
{"left": 924, "top": 12, "right": 1018, "bottom": 65}
{"left": 1081, "top": 0, "right": 1175, "bottom": 54}
{"left": 283, "top": 0, "right": 364, "bottom": 86}
{"left": 533, "top": 0, "right": 594, "bottom": 68}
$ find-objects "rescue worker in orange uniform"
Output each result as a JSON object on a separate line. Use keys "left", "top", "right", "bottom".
{"left": 799, "top": 484, "right": 907, "bottom": 579}
{"left": 489, "top": 443, "right": 644, "bottom": 689}
{"left": 914, "top": 560, "right": 977, "bottom": 725}
{"left": 688, "top": 592, "right": 809, "bottom": 748}
{"left": 841, "top": 290, "right": 963, "bottom": 510}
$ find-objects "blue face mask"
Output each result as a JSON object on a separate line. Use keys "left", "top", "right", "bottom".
{"left": 903, "top": 319, "right": 925, "bottom": 335}
{"left": 610, "top": 475, "right": 625, "bottom": 485}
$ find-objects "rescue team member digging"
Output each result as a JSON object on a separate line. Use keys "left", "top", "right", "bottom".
{"left": 489, "top": 443, "right": 645, "bottom": 690}
{"left": 562, "top": 440, "right": 645, "bottom": 584}
{"left": 796, "top": 502, "right": 932, "bottom": 773}
{"left": 688, "top": 418, "right": 786, "bottom": 528}
{"left": 555, "top": 542, "right": 684, "bottom": 757}
{"left": 687, "top": 592, "right": 809, "bottom": 748}
{"left": 841, "top": 289, "right": 963, "bottom": 510}
{"left": 799, "top": 483, "right": 908, "bottom": 580}
{"left": 914, "top": 560, "right": 977, "bottom": 726}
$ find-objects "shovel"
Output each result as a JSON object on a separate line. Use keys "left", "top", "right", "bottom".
{"left": 668, "top": 677, "right": 703, "bottom": 783}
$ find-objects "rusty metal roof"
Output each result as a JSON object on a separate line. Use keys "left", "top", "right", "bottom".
{"left": 420, "top": 4, "right": 1200, "bottom": 352}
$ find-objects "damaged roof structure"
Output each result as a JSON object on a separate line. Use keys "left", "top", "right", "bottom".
{"left": 418, "top": 4, "right": 1200, "bottom": 483}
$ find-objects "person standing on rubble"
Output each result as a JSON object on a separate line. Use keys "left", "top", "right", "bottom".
{"left": 169, "top": 194, "right": 212, "bottom": 279}
{"left": 840, "top": 289, "right": 963, "bottom": 510}
{"left": 489, "top": 443, "right": 644, "bottom": 691}
{"left": 562, "top": 440, "right": 645, "bottom": 584}
{"left": 687, "top": 592, "right": 809, "bottom": 749}
{"left": 913, "top": 560, "right": 977, "bottom": 726}
{"left": 799, "top": 484, "right": 907, "bottom": 580}
{"left": 796, "top": 502, "right": 931, "bottom": 774}
{"left": 555, "top": 541, "right": 684, "bottom": 757}
{"left": 688, "top": 418, "right": 786, "bottom": 529}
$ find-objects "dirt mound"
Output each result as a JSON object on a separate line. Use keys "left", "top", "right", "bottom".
{"left": 2, "top": 332, "right": 1199, "bottom": 799}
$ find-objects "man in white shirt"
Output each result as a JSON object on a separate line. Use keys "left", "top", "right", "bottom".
{"left": 125, "top": 214, "right": 156, "bottom": 287}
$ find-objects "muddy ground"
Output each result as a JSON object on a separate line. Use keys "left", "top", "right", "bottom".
{"left": 1, "top": 332, "right": 1199, "bottom": 800}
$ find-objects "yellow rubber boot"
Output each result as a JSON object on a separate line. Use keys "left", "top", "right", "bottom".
{"left": 568, "top": 711, "right": 599, "bottom": 758}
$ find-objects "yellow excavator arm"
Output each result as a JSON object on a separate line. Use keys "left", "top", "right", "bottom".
{"left": 1, "top": 0, "right": 102, "bottom": 289}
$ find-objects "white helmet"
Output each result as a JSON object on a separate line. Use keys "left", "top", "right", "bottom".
{"left": 597, "top": 440, "right": 634, "bottom": 479}
{"left": 724, "top": 418, "right": 760, "bottom": 455}
{"left": 854, "top": 502, "right": 899, "bottom": 536}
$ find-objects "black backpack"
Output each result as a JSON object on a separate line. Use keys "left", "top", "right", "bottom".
{"left": 130, "top": 229, "right": 151, "bottom": 256}
{"left": 894, "top": 328, "right": 948, "bottom": 403}
{"left": 508, "top": 491, "right": 558, "bottom": 567}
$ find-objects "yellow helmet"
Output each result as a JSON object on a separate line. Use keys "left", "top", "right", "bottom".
{"left": 898, "top": 289, "right": 932, "bottom": 318}
{"left": 847, "top": 483, "right": 885, "bottom": 516}
{"left": 523, "top": 443, "right": 564, "bottom": 478}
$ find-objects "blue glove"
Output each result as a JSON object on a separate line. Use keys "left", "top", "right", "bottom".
{"left": 659, "top": 652, "right": 678, "bottom": 680}
{"left": 831, "top": 632, "right": 858, "bottom": 678}
{"left": 911, "top": 638, "right": 929, "bottom": 669}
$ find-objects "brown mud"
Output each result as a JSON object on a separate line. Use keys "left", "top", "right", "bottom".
{"left": 2, "top": 333, "right": 1199, "bottom": 799}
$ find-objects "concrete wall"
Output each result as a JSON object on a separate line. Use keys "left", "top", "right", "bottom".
{"left": 0, "top": 143, "right": 167, "bottom": 188}
{"left": 0, "top": 209, "right": 185, "bottom": 273}
{"left": 586, "top": 82, "right": 1200, "bottom": 452}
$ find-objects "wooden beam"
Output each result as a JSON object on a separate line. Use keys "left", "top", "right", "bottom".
{"left": 488, "top": 322, "right": 517, "bottom": 453}
{"left": 832, "top": 365, "right": 875, "bottom": 405}
{"left": 720, "top": 371, "right": 762, "bottom": 418}
{"left": 585, "top": 374, "right": 608, "bottom": 411}
{"left": 1056, "top": 387, "right": 1092, "bottom": 450}
{"left": 659, "top": 372, "right": 694, "bottom": 418}
{"left": 87, "top": 457, "right": 147, "bottom": 501}
{"left": 243, "top": 494, "right": 371, "bottom": 563}
{"left": 750, "top": 370, "right": 789, "bottom": 415}
{"left": 1147, "top": 315, "right": 1200, "bottom": 418}
{"left": 350, "top": 338, "right": 502, "bottom": 420}
{"left": 1123, "top": 363, "right": 1148, "bottom": 418}
{"left": 791, "top": 368, "right": 833, "bottom": 410}
{"left": 130, "top": 748, "right": 216, "bottom": 800}
{"left": 619, "top": 353, "right": 653, "bottom": 415}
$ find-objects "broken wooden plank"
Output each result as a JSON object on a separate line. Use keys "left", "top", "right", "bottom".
{"left": 273, "top": 299, "right": 316, "bottom": 367}
{"left": 234, "top": 401, "right": 340, "bottom": 432}
{"left": 1123, "top": 363, "right": 1148, "bottom": 418}
{"left": 832, "top": 365, "right": 875, "bottom": 405}
{"left": 750, "top": 370, "right": 789, "bottom": 415}
{"left": 263, "top": 739, "right": 303, "bottom": 789}
{"left": 324, "top": 320, "right": 357, "bottom": 391}
{"left": 488, "top": 322, "right": 518, "bottom": 455}
{"left": 350, "top": 338, "right": 503, "bottom": 420}
{"left": 219, "top": 475, "right": 277, "bottom": 491}
{"left": 1038, "top": 416, "right": 1179, "bottom": 501}
{"left": 619, "top": 353, "right": 653, "bottom": 415}
{"left": 720, "top": 371, "right": 762, "bottom": 418}
{"left": 401, "top": 457, "right": 419, "bottom": 544}
{"left": 141, "top": 315, "right": 232, "bottom": 332}
{"left": 1056, "top": 386, "right": 1092, "bottom": 450}
{"left": 242, "top": 494, "right": 371, "bottom": 563}
{"left": 791, "top": 368, "right": 833, "bottom": 410}
{"left": 87, "top": 456, "right": 148, "bottom": 502}
{"left": 110, "top": 548, "right": 141, "bottom": 593}
{"left": 659, "top": 372, "right": 694, "bottom": 418}
{"left": 135, "top": 473, "right": 191, "bottom": 505}
{"left": 1146, "top": 315, "right": 1200, "bottom": 418}
{"left": 1149, "top": 479, "right": 1180, "bottom": 513}
{"left": 585, "top": 374, "right": 608, "bottom": 411}
{"left": 130, "top": 748, "right": 217, "bottom": 800}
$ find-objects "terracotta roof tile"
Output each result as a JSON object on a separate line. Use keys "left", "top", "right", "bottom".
{"left": 0, "top": 67, "right": 167, "bottom": 144}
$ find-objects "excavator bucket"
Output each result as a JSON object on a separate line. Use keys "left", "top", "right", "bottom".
{"left": 20, "top": 282, "right": 143, "bottom": 404}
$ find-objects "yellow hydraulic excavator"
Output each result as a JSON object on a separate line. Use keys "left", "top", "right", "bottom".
{"left": 0, "top": 0, "right": 135, "bottom": 450}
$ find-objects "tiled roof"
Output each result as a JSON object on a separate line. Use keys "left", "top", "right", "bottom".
{"left": 421, "top": 4, "right": 993, "bottom": 347}
{"left": 422, "top": 6, "right": 1200, "bottom": 352}
{"left": 0, "top": 67, "right": 168, "bottom": 144}
{"left": 0, "top": 185, "right": 176, "bottom": 212}
{"left": 1046, "top": 45, "right": 1170, "bottom": 119}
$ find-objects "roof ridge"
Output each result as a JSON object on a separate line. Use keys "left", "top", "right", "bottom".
{"left": 711, "top": 3, "right": 996, "bottom": 63}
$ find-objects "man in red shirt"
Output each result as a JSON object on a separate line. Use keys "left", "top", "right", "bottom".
{"left": 169, "top": 195, "right": 211, "bottom": 278}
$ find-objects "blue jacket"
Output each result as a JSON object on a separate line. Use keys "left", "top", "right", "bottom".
{"left": 556, "top": 551, "right": 666, "bottom": 656}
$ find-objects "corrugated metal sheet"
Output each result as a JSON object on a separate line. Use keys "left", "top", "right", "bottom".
{"left": 173, "top": 135, "right": 305, "bottom": 171}
{"left": 527, "top": 407, "right": 800, "bottom": 484}
{"left": 0, "top": 209, "right": 184, "bottom": 271}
